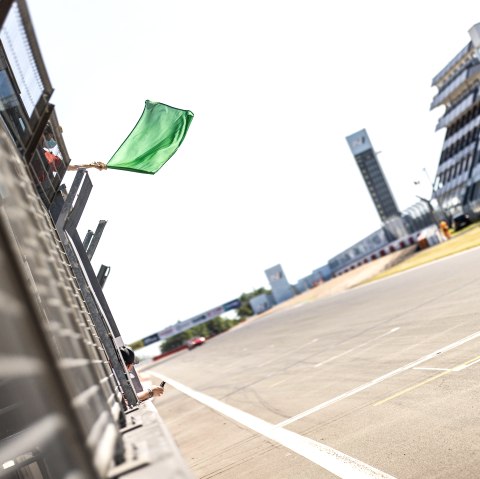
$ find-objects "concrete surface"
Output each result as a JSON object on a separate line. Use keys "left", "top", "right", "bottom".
{"left": 146, "top": 246, "right": 480, "bottom": 478}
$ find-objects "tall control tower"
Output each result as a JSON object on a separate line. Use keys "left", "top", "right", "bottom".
{"left": 346, "top": 129, "right": 400, "bottom": 223}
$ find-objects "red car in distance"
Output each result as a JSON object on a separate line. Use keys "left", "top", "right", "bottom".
{"left": 186, "top": 336, "right": 206, "bottom": 350}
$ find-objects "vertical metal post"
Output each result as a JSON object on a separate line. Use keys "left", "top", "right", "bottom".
{"left": 417, "top": 195, "right": 439, "bottom": 226}
{"left": 59, "top": 236, "right": 139, "bottom": 407}
{"left": 87, "top": 220, "right": 107, "bottom": 260}
{"left": 83, "top": 229, "right": 94, "bottom": 250}
{"left": 423, "top": 168, "right": 449, "bottom": 221}
{"left": 55, "top": 170, "right": 140, "bottom": 406}
{"left": 97, "top": 265, "right": 111, "bottom": 288}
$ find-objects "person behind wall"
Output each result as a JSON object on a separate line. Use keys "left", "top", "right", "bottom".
{"left": 119, "top": 346, "right": 164, "bottom": 402}
{"left": 31, "top": 123, "right": 65, "bottom": 199}
{"left": 42, "top": 123, "right": 63, "bottom": 170}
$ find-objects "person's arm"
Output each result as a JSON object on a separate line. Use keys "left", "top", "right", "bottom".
{"left": 138, "top": 385, "right": 164, "bottom": 402}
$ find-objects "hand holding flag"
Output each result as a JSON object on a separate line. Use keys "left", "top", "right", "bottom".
{"left": 68, "top": 161, "right": 107, "bottom": 171}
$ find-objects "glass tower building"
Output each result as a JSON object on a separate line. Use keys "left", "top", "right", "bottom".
{"left": 346, "top": 129, "right": 400, "bottom": 223}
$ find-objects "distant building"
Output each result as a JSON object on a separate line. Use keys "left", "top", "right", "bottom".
{"left": 265, "top": 264, "right": 295, "bottom": 303}
{"left": 431, "top": 23, "right": 480, "bottom": 219}
{"left": 328, "top": 227, "right": 389, "bottom": 275}
{"left": 250, "top": 293, "right": 275, "bottom": 315}
{"left": 294, "top": 278, "right": 310, "bottom": 294}
{"left": 327, "top": 226, "right": 418, "bottom": 276}
{"left": 312, "top": 265, "right": 332, "bottom": 282}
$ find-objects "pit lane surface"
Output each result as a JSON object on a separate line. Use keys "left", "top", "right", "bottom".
{"left": 146, "top": 246, "right": 480, "bottom": 478}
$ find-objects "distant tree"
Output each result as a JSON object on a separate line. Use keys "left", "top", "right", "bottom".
{"left": 161, "top": 331, "right": 192, "bottom": 352}
{"left": 160, "top": 288, "right": 271, "bottom": 354}
{"left": 237, "top": 288, "right": 271, "bottom": 320}
{"left": 160, "top": 316, "right": 237, "bottom": 353}
{"left": 190, "top": 323, "right": 209, "bottom": 338}
{"left": 206, "top": 316, "right": 235, "bottom": 335}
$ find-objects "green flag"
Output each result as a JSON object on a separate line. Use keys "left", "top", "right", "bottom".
{"left": 107, "top": 100, "right": 194, "bottom": 174}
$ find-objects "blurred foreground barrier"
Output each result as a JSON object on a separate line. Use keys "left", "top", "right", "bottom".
{"left": 0, "top": 1, "right": 193, "bottom": 475}
{"left": 0, "top": 114, "right": 192, "bottom": 479}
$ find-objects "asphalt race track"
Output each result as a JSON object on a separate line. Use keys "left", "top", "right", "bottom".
{"left": 144, "top": 246, "right": 480, "bottom": 478}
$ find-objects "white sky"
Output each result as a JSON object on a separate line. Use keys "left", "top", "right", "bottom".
{"left": 27, "top": 0, "right": 478, "bottom": 346}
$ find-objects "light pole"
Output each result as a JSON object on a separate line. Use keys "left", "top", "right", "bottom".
{"left": 416, "top": 195, "right": 439, "bottom": 226}
{"left": 422, "top": 168, "right": 449, "bottom": 222}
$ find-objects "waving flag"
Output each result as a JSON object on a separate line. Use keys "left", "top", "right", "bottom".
{"left": 106, "top": 100, "right": 194, "bottom": 174}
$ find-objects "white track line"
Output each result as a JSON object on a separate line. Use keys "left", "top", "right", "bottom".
{"left": 148, "top": 371, "right": 396, "bottom": 479}
{"left": 453, "top": 356, "right": 480, "bottom": 371}
{"left": 276, "top": 329, "right": 480, "bottom": 428}
{"left": 314, "top": 328, "right": 400, "bottom": 368}
{"left": 413, "top": 367, "right": 451, "bottom": 372}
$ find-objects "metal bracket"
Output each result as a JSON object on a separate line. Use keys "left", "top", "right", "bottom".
{"left": 120, "top": 413, "right": 143, "bottom": 434}
{"left": 124, "top": 406, "right": 140, "bottom": 415}
{"left": 107, "top": 441, "right": 150, "bottom": 479}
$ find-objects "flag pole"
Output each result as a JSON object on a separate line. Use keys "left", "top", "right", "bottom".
{"left": 67, "top": 162, "right": 108, "bottom": 171}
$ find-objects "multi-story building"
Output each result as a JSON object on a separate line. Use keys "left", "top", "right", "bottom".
{"left": 431, "top": 23, "right": 480, "bottom": 219}
{"left": 346, "top": 128, "right": 413, "bottom": 241}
